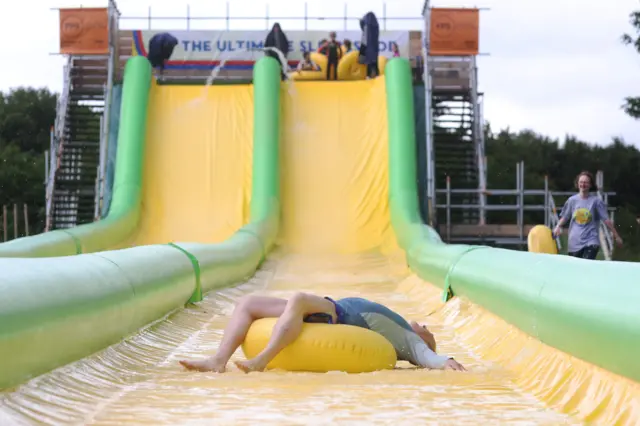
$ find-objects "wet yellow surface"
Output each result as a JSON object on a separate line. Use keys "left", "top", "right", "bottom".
{"left": 2, "top": 251, "right": 639, "bottom": 424}
{"left": 0, "top": 253, "right": 584, "bottom": 425}
{"left": 121, "top": 83, "right": 254, "bottom": 247}
{"left": 1, "top": 81, "right": 639, "bottom": 424}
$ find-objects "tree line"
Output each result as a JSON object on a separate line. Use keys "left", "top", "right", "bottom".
{"left": 0, "top": 88, "right": 56, "bottom": 238}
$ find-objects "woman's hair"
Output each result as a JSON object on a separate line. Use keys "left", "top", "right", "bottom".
{"left": 574, "top": 170, "right": 598, "bottom": 191}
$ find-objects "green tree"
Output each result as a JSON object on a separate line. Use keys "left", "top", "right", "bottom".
{"left": 0, "top": 87, "right": 57, "bottom": 238}
{"left": 622, "top": 9, "right": 640, "bottom": 118}
{"left": 481, "top": 126, "right": 640, "bottom": 260}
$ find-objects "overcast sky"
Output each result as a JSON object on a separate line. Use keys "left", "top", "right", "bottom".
{"left": 0, "top": 0, "right": 637, "bottom": 146}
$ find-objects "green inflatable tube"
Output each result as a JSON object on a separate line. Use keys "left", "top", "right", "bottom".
{"left": 0, "top": 56, "right": 153, "bottom": 258}
{"left": 0, "top": 247, "right": 196, "bottom": 390}
{"left": 0, "top": 56, "right": 283, "bottom": 389}
{"left": 384, "top": 58, "right": 640, "bottom": 383}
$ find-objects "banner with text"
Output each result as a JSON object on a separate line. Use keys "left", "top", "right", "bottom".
{"left": 132, "top": 30, "right": 410, "bottom": 68}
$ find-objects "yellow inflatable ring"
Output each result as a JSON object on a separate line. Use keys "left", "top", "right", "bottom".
{"left": 337, "top": 51, "right": 388, "bottom": 80}
{"left": 527, "top": 224, "right": 559, "bottom": 254}
{"left": 241, "top": 317, "right": 397, "bottom": 373}
{"left": 291, "top": 52, "right": 327, "bottom": 81}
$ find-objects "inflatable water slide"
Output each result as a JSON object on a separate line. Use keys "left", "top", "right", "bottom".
{"left": 0, "top": 56, "right": 638, "bottom": 424}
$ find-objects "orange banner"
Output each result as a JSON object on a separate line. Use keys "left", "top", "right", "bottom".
{"left": 429, "top": 8, "right": 479, "bottom": 56}
{"left": 59, "top": 8, "right": 109, "bottom": 55}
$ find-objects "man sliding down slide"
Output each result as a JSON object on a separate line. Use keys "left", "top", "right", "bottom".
{"left": 180, "top": 293, "right": 466, "bottom": 373}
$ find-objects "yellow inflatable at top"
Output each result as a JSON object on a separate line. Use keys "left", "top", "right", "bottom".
{"left": 527, "top": 225, "right": 559, "bottom": 255}
{"left": 292, "top": 45, "right": 389, "bottom": 81}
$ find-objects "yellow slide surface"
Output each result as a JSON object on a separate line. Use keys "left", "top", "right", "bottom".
{"left": 1, "top": 81, "right": 639, "bottom": 425}
{"left": 121, "top": 84, "right": 254, "bottom": 247}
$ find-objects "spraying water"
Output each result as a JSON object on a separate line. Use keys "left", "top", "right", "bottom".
{"left": 259, "top": 46, "right": 298, "bottom": 98}
{"left": 173, "top": 42, "right": 305, "bottom": 134}
{"left": 258, "top": 46, "right": 305, "bottom": 135}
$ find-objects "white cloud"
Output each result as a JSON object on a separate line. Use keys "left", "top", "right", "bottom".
{"left": 0, "top": 0, "right": 637, "bottom": 145}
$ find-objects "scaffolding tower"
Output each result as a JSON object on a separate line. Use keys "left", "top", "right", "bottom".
{"left": 420, "top": 2, "right": 487, "bottom": 232}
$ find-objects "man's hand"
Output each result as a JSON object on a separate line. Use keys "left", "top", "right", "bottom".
{"left": 444, "top": 358, "right": 466, "bottom": 371}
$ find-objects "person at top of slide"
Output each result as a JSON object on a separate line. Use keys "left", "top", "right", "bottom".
{"left": 297, "top": 51, "right": 320, "bottom": 72}
{"left": 359, "top": 12, "right": 380, "bottom": 78}
{"left": 180, "top": 293, "right": 466, "bottom": 374}
{"left": 146, "top": 32, "right": 178, "bottom": 77}
{"left": 264, "top": 22, "right": 290, "bottom": 81}
{"left": 319, "top": 32, "right": 343, "bottom": 81}
{"left": 553, "top": 170, "right": 622, "bottom": 259}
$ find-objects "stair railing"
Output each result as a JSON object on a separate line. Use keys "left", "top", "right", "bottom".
{"left": 45, "top": 56, "right": 74, "bottom": 232}
{"left": 547, "top": 194, "right": 563, "bottom": 252}
{"left": 470, "top": 56, "right": 487, "bottom": 225}
{"left": 595, "top": 170, "right": 614, "bottom": 261}
{"left": 96, "top": 0, "right": 121, "bottom": 220}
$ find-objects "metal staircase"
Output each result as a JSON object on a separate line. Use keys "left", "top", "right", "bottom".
{"left": 432, "top": 92, "right": 479, "bottom": 224}
{"left": 424, "top": 56, "right": 486, "bottom": 227}
{"left": 47, "top": 58, "right": 107, "bottom": 230}
{"left": 46, "top": 1, "right": 126, "bottom": 231}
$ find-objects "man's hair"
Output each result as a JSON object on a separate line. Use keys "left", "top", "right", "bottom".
{"left": 574, "top": 170, "right": 598, "bottom": 191}
{"left": 424, "top": 333, "right": 436, "bottom": 353}
{"left": 412, "top": 321, "right": 437, "bottom": 352}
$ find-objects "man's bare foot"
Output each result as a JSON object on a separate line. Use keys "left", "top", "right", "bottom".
{"left": 179, "top": 357, "right": 227, "bottom": 373}
{"left": 234, "top": 359, "right": 267, "bottom": 374}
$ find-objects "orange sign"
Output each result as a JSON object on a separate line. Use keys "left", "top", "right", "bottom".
{"left": 59, "top": 8, "right": 109, "bottom": 55}
{"left": 429, "top": 8, "right": 479, "bottom": 56}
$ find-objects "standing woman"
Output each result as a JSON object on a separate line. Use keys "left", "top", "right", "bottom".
{"left": 553, "top": 171, "right": 622, "bottom": 259}
{"left": 319, "top": 32, "right": 343, "bottom": 81}
{"left": 390, "top": 42, "right": 400, "bottom": 57}
{"left": 264, "top": 23, "right": 290, "bottom": 80}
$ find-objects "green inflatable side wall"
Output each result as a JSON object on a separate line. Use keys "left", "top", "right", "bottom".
{"left": 384, "top": 58, "right": 640, "bottom": 384}
{"left": 101, "top": 83, "right": 123, "bottom": 218}
{"left": 0, "top": 56, "right": 282, "bottom": 389}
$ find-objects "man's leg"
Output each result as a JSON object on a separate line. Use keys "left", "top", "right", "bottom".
{"left": 581, "top": 245, "right": 600, "bottom": 260}
{"left": 235, "top": 293, "right": 336, "bottom": 373}
{"left": 180, "top": 295, "right": 287, "bottom": 372}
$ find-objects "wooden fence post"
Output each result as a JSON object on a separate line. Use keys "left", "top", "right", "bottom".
{"left": 23, "top": 204, "right": 30, "bottom": 237}
{"left": 1, "top": 205, "right": 5, "bottom": 242}
{"left": 13, "top": 203, "right": 18, "bottom": 239}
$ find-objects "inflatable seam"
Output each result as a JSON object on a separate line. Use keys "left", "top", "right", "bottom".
{"left": 237, "top": 227, "right": 266, "bottom": 262}
{"left": 443, "top": 246, "right": 489, "bottom": 301}
{"left": 60, "top": 229, "right": 83, "bottom": 254}
{"left": 531, "top": 259, "right": 548, "bottom": 341}
{"left": 92, "top": 253, "right": 137, "bottom": 296}
{"left": 167, "top": 243, "right": 202, "bottom": 303}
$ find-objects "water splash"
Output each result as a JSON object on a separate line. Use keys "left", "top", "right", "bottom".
{"left": 259, "top": 46, "right": 297, "bottom": 98}
{"left": 258, "top": 47, "right": 305, "bottom": 134}
{"left": 174, "top": 44, "right": 305, "bottom": 133}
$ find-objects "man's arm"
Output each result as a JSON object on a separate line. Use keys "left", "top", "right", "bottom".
{"left": 554, "top": 199, "right": 573, "bottom": 236}
{"left": 412, "top": 341, "right": 466, "bottom": 371}
{"left": 596, "top": 199, "right": 623, "bottom": 245}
